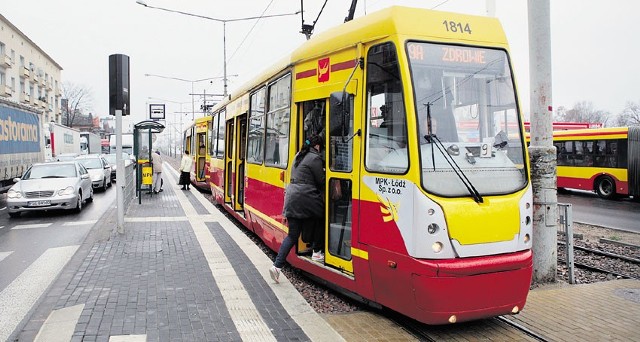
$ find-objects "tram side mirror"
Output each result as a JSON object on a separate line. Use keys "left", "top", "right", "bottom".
{"left": 329, "top": 91, "right": 353, "bottom": 137}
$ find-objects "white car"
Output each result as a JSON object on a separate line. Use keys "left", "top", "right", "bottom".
{"left": 6, "top": 161, "right": 94, "bottom": 218}
{"left": 75, "top": 155, "right": 112, "bottom": 190}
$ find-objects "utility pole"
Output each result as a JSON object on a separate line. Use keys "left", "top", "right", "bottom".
{"left": 528, "top": 0, "right": 557, "bottom": 283}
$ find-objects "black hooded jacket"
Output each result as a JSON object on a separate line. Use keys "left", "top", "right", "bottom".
{"left": 283, "top": 148, "right": 325, "bottom": 219}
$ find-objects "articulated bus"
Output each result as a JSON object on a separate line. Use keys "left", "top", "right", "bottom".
{"left": 194, "top": 6, "right": 533, "bottom": 324}
{"left": 553, "top": 126, "right": 640, "bottom": 199}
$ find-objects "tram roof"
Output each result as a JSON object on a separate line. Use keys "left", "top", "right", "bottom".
{"left": 220, "top": 6, "right": 508, "bottom": 109}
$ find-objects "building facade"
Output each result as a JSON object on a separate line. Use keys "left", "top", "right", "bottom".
{"left": 0, "top": 13, "right": 63, "bottom": 124}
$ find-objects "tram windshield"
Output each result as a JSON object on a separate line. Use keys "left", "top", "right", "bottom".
{"left": 408, "top": 42, "right": 527, "bottom": 197}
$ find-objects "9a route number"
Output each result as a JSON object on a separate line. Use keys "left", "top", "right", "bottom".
{"left": 443, "top": 20, "right": 472, "bottom": 34}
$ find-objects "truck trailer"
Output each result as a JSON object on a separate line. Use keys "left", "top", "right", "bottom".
{"left": 80, "top": 132, "right": 101, "bottom": 154}
{"left": 47, "top": 122, "right": 81, "bottom": 159}
{"left": 0, "top": 99, "right": 45, "bottom": 192}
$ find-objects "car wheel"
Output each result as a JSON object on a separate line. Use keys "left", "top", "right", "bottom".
{"left": 86, "top": 188, "right": 94, "bottom": 203}
{"left": 595, "top": 176, "right": 616, "bottom": 199}
{"left": 75, "top": 193, "right": 83, "bottom": 213}
{"left": 8, "top": 212, "right": 20, "bottom": 218}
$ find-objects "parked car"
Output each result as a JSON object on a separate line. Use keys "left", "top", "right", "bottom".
{"left": 55, "top": 153, "right": 79, "bottom": 162}
{"left": 6, "top": 161, "right": 93, "bottom": 218}
{"left": 75, "top": 155, "right": 112, "bottom": 190}
{"left": 103, "top": 152, "right": 133, "bottom": 181}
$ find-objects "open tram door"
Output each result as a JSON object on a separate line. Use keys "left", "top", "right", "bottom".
{"left": 224, "top": 113, "right": 247, "bottom": 212}
{"left": 325, "top": 92, "right": 359, "bottom": 274}
{"left": 194, "top": 121, "right": 207, "bottom": 183}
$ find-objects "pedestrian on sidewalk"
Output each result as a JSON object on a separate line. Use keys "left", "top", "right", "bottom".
{"left": 152, "top": 150, "right": 164, "bottom": 194}
{"left": 270, "top": 135, "right": 325, "bottom": 283}
{"left": 178, "top": 149, "right": 193, "bottom": 190}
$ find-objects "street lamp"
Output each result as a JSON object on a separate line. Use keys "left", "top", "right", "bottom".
{"left": 136, "top": 0, "right": 298, "bottom": 98}
{"left": 144, "top": 74, "right": 224, "bottom": 120}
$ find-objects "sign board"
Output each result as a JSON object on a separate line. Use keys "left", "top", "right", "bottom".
{"left": 142, "top": 166, "right": 153, "bottom": 185}
{"left": 149, "top": 104, "right": 165, "bottom": 120}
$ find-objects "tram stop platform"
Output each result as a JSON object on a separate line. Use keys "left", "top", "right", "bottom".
{"left": 13, "top": 163, "right": 640, "bottom": 341}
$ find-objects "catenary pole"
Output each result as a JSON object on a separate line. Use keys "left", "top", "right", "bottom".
{"left": 528, "top": 0, "right": 558, "bottom": 283}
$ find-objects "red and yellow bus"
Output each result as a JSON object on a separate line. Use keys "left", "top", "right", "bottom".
{"left": 554, "top": 126, "right": 640, "bottom": 199}
{"left": 198, "top": 6, "right": 533, "bottom": 325}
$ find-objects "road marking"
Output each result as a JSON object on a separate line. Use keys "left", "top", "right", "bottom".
{"left": 34, "top": 304, "right": 84, "bottom": 342}
{"left": 0, "top": 251, "right": 13, "bottom": 262}
{"left": 63, "top": 220, "right": 97, "bottom": 226}
{"left": 109, "top": 335, "right": 147, "bottom": 342}
{"left": 166, "top": 164, "right": 344, "bottom": 342}
{"left": 0, "top": 245, "right": 78, "bottom": 342}
{"left": 171, "top": 172, "right": 277, "bottom": 342}
{"left": 12, "top": 223, "right": 53, "bottom": 230}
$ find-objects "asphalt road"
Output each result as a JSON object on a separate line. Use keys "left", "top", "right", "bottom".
{"left": 558, "top": 190, "right": 640, "bottom": 234}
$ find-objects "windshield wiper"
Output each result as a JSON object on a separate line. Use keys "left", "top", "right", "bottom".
{"left": 42, "top": 175, "right": 66, "bottom": 178}
{"left": 424, "top": 105, "right": 484, "bottom": 203}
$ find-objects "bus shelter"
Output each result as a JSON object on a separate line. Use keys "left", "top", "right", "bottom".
{"left": 133, "top": 120, "right": 165, "bottom": 202}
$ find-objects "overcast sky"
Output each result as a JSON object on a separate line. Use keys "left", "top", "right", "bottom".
{"left": 2, "top": 0, "right": 639, "bottom": 127}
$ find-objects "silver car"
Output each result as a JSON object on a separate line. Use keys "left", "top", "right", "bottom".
{"left": 6, "top": 161, "right": 94, "bottom": 218}
{"left": 75, "top": 155, "right": 112, "bottom": 190}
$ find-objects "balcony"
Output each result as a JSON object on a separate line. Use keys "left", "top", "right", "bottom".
{"left": 2, "top": 55, "right": 11, "bottom": 68}
{"left": 22, "top": 67, "right": 30, "bottom": 78}
{"left": 32, "top": 74, "right": 40, "bottom": 84}
{"left": 46, "top": 81, "right": 53, "bottom": 91}
{"left": 40, "top": 77, "right": 46, "bottom": 87}
{"left": 21, "top": 93, "right": 30, "bottom": 103}
{"left": 0, "top": 85, "right": 12, "bottom": 97}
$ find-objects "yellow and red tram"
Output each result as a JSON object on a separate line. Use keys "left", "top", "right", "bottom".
{"left": 192, "top": 6, "right": 533, "bottom": 324}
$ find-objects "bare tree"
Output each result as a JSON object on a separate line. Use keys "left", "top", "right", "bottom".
{"left": 616, "top": 101, "right": 640, "bottom": 127}
{"left": 555, "top": 101, "right": 610, "bottom": 126}
{"left": 61, "top": 82, "right": 93, "bottom": 128}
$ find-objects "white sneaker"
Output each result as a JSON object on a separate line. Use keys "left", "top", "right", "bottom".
{"left": 269, "top": 266, "right": 281, "bottom": 283}
{"left": 312, "top": 251, "right": 324, "bottom": 262}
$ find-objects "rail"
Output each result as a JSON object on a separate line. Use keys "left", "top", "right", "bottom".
{"left": 558, "top": 203, "right": 575, "bottom": 284}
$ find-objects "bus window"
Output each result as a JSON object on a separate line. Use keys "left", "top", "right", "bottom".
{"left": 364, "top": 42, "right": 408, "bottom": 174}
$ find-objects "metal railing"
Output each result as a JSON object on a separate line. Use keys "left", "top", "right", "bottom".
{"left": 123, "top": 163, "right": 136, "bottom": 210}
{"left": 558, "top": 203, "right": 575, "bottom": 284}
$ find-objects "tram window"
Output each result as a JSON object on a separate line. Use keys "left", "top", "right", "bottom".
{"left": 364, "top": 42, "right": 408, "bottom": 174}
{"left": 328, "top": 178, "right": 352, "bottom": 260}
{"left": 208, "top": 118, "right": 214, "bottom": 157}
{"left": 328, "top": 95, "right": 354, "bottom": 172}
{"left": 247, "top": 87, "right": 266, "bottom": 164}
{"left": 265, "top": 74, "right": 291, "bottom": 168}
{"left": 216, "top": 110, "right": 226, "bottom": 158}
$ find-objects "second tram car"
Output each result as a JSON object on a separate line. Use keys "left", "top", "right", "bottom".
{"left": 189, "top": 6, "right": 533, "bottom": 325}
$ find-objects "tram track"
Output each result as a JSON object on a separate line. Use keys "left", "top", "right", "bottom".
{"left": 558, "top": 241, "right": 640, "bottom": 281}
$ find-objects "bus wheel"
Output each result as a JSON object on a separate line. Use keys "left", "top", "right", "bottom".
{"left": 595, "top": 176, "right": 616, "bottom": 199}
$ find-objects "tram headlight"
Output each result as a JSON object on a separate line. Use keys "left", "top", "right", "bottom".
{"left": 432, "top": 242, "right": 443, "bottom": 253}
{"left": 427, "top": 208, "right": 435, "bottom": 215}
{"left": 523, "top": 234, "right": 530, "bottom": 244}
{"left": 427, "top": 223, "right": 439, "bottom": 235}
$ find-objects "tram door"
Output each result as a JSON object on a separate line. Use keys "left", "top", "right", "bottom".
{"left": 195, "top": 129, "right": 207, "bottom": 182}
{"left": 224, "top": 114, "right": 247, "bottom": 212}
{"left": 301, "top": 96, "right": 358, "bottom": 274}
{"left": 327, "top": 93, "right": 358, "bottom": 274}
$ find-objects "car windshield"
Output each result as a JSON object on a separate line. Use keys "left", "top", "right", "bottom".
{"left": 57, "top": 155, "right": 76, "bottom": 161}
{"left": 104, "top": 155, "right": 116, "bottom": 164}
{"left": 24, "top": 164, "right": 77, "bottom": 179}
{"left": 406, "top": 42, "right": 528, "bottom": 197}
{"left": 77, "top": 158, "right": 102, "bottom": 169}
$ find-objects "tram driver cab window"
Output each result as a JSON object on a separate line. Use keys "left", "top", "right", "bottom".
{"left": 365, "top": 42, "right": 408, "bottom": 174}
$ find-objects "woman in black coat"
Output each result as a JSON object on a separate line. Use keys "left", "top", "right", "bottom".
{"left": 269, "top": 135, "right": 325, "bottom": 283}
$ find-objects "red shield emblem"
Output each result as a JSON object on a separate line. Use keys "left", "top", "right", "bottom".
{"left": 318, "top": 58, "right": 330, "bottom": 82}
